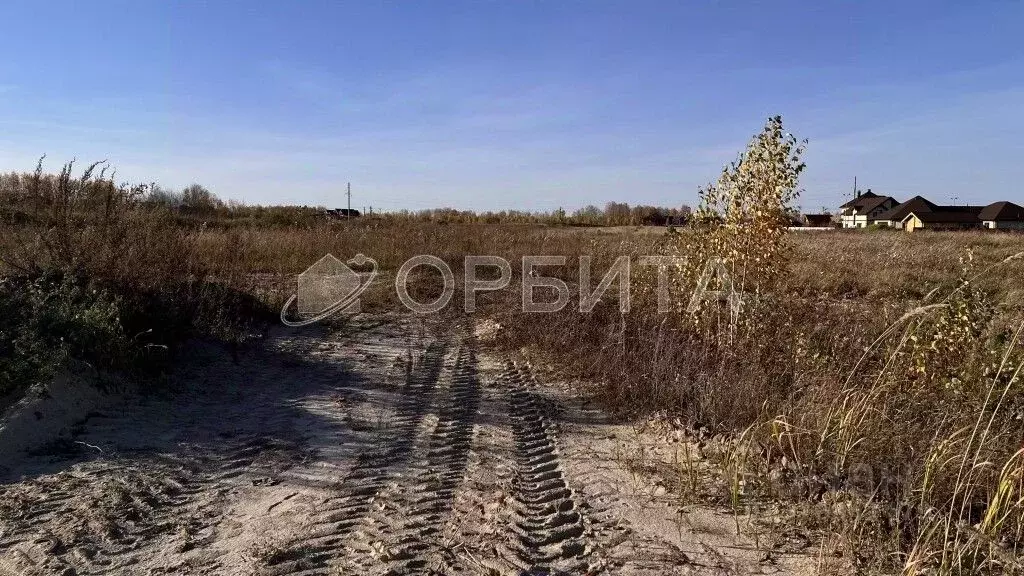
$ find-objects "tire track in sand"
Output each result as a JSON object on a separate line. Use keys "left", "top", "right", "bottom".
{"left": 259, "top": 339, "right": 448, "bottom": 576}
{"left": 370, "top": 343, "right": 482, "bottom": 575}
{"left": 496, "top": 361, "right": 594, "bottom": 575}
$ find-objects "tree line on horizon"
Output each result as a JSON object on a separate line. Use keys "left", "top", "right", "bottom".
{"left": 0, "top": 166, "right": 695, "bottom": 228}
{"left": 383, "top": 202, "right": 693, "bottom": 226}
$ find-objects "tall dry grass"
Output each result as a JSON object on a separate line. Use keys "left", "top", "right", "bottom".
{"left": 3, "top": 132, "right": 1024, "bottom": 571}
{"left": 0, "top": 160, "right": 269, "bottom": 402}
{"left": 493, "top": 119, "right": 1024, "bottom": 573}
{"left": 191, "top": 214, "right": 1022, "bottom": 571}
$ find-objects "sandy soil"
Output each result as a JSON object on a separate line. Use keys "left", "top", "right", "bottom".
{"left": 0, "top": 314, "right": 817, "bottom": 575}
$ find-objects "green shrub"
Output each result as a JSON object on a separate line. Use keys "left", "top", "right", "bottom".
{"left": 0, "top": 274, "right": 129, "bottom": 402}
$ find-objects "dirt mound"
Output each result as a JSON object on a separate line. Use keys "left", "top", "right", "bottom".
{"left": 0, "top": 373, "right": 120, "bottom": 477}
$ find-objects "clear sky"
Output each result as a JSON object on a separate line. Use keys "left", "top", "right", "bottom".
{"left": 0, "top": 1, "right": 1021, "bottom": 212}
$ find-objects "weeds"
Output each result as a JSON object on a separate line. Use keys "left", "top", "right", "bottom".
{"left": 0, "top": 160, "right": 270, "bottom": 404}
{"left": 497, "top": 117, "right": 1024, "bottom": 573}
{"left": 2, "top": 117, "right": 1024, "bottom": 572}
{"left": 0, "top": 274, "right": 130, "bottom": 403}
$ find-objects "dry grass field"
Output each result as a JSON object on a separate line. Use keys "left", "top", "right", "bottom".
{"left": 2, "top": 154, "right": 1023, "bottom": 573}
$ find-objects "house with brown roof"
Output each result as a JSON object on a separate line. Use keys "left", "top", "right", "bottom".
{"left": 979, "top": 201, "right": 1024, "bottom": 230}
{"left": 902, "top": 206, "right": 984, "bottom": 232}
{"left": 873, "top": 196, "right": 938, "bottom": 227}
{"left": 325, "top": 208, "right": 361, "bottom": 219}
{"left": 854, "top": 195, "right": 1024, "bottom": 232}
{"left": 802, "top": 213, "right": 835, "bottom": 227}
{"left": 839, "top": 191, "right": 899, "bottom": 228}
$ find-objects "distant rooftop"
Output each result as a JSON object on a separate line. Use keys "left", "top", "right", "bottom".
{"left": 979, "top": 201, "right": 1024, "bottom": 221}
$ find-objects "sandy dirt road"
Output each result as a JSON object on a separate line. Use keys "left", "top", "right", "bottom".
{"left": 0, "top": 315, "right": 816, "bottom": 575}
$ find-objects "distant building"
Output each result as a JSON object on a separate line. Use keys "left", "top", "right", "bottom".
{"left": 979, "top": 201, "right": 1024, "bottom": 230}
{"left": 325, "top": 208, "right": 361, "bottom": 219}
{"left": 891, "top": 199, "right": 1024, "bottom": 232}
{"left": 842, "top": 194, "right": 1024, "bottom": 232}
{"left": 901, "top": 206, "right": 983, "bottom": 232}
{"left": 839, "top": 191, "right": 899, "bottom": 228}
{"left": 873, "top": 196, "right": 938, "bottom": 227}
{"left": 802, "top": 213, "right": 835, "bottom": 228}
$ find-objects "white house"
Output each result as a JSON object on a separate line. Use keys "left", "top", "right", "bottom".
{"left": 839, "top": 191, "right": 899, "bottom": 228}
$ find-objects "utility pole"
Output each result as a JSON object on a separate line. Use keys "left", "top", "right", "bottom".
{"left": 346, "top": 182, "right": 352, "bottom": 220}
{"left": 853, "top": 176, "right": 858, "bottom": 199}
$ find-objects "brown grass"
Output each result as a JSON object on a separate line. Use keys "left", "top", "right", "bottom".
{"left": 3, "top": 152, "right": 1024, "bottom": 573}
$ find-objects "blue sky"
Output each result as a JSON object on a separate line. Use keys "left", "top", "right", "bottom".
{"left": 0, "top": 1, "right": 1021, "bottom": 212}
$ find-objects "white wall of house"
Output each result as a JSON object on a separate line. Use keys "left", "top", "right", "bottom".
{"left": 841, "top": 214, "right": 868, "bottom": 228}
{"left": 840, "top": 200, "right": 897, "bottom": 229}
{"left": 842, "top": 208, "right": 892, "bottom": 228}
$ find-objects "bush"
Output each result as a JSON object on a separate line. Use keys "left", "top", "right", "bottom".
{"left": 0, "top": 274, "right": 128, "bottom": 402}
{"left": 497, "top": 117, "right": 1024, "bottom": 573}
{"left": 0, "top": 160, "right": 270, "bottom": 407}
